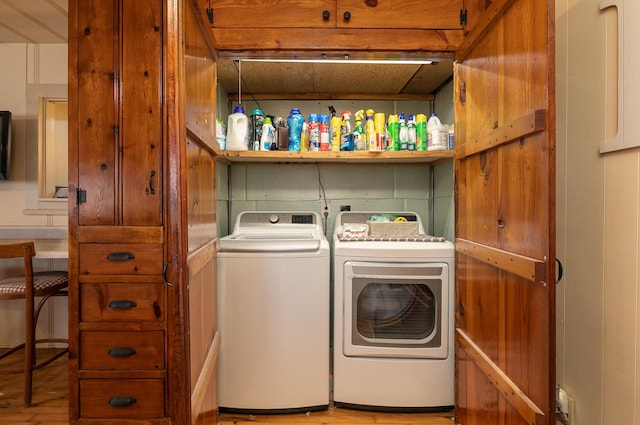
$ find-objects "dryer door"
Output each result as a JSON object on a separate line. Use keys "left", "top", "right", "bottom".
{"left": 343, "top": 261, "right": 449, "bottom": 359}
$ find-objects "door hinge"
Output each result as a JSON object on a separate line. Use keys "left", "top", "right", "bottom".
{"left": 460, "top": 9, "right": 468, "bottom": 27}
{"left": 77, "top": 189, "right": 87, "bottom": 204}
{"left": 206, "top": 7, "right": 213, "bottom": 24}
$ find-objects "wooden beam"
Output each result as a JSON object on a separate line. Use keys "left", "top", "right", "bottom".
{"left": 187, "top": 239, "right": 218, "bottom": 278}
{"left": 457, "top": 329, "right": 545, "bottom": 425}
{"left": 212, "top": 28, "right": 463, "bottom": 54}
{"left": 455, "top": 238, "right": 546, "bottom": 283}
{"left": 191, "top": 331, "right": 221, "bottom": 420}
{"left": 455, "top": 110, "right": 546, "bottom": 159}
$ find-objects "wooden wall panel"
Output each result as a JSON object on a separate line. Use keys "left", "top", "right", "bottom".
{"left": 76, "top": 0, "right": 117, "bottom": 226}
{"left": 121, "top": 0, "right": 163, "bottom": 225}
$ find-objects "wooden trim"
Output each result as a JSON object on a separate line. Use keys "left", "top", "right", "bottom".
{"left": 187, "top": 239, "right": 218, "bottom": 278}
{"left": 455, "top": 110, "right": 546, "bottom": 160}
{"left": 77, "top": 226, "right": 164, "bottom": 243}
{"left": 455, "top": 0, "right": 517, "bottom": 62}
{"left": 191, "top": 331, "right": 221, "bottom": 420}
{"left": 456, "top": 329, "right": 544, "bottom": 425}
{"left": 455, "top": 238, "right": 546, "bottom": 283}
{"left": 213, "top": 28, "right": 463, "bottom": 53}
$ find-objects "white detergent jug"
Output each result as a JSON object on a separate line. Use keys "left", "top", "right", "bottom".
{"left": 427, "top": 113, "right": 448, "bottom": 151}
{"left": 226, "top": 106, "right": 249, "bottom": 150}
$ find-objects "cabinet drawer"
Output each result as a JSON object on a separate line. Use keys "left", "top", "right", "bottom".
{"left": 80, "top": 331, "right": 165, "bottom": 370}
{"left": 81, "top": 283, "right": 164, "bottom": 322}
{"left": 79, "top": 379, "right": 165, "bottom": 419}
{"left": 79, "top": 243, "right": 163, "bottom": 275}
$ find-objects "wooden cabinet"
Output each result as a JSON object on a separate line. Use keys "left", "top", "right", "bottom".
{"left": 211, "top": 0, "right": 462, "bottom": 30}
{"left": 68, "top": 0, "right": 555, "bottom": 425}
{"left": 70, "top": 0, "right": 220, "bottom": 424}
{"left": 69, "top": 0, "right": 168, "bottom": 422}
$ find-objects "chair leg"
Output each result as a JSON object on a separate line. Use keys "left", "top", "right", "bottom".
{"left": 24, "top": 293, "right": 35, "bottom": 407}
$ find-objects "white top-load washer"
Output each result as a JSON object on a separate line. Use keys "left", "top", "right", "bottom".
{"left": 217, "top": 211, "right": 330, "bottom": 413}
{"left": 332, "top": 211, "right": 455, "bottom": 411}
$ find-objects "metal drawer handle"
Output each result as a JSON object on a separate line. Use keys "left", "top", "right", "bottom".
{"left": 108, "top": 346, "right": 137, "bottom": 357}
{"left": 108, "top": 300, "right": 137, "bottom": 309}
{"left": 108, "top": 396, "right": 137, "bottom": 407}
{"left": 106, "top": 252, "right": 136, "bottom": 261}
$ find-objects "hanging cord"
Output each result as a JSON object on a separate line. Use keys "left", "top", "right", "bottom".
{"left": 316, "top": 163, "right": 329, "bottom": 236}
{"left": 233, "top": 60, "right": 264, "bottom": 111}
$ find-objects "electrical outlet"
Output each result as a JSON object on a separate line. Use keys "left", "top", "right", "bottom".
{"left": 320, "top": 201, "right": 330, "bottom": 218}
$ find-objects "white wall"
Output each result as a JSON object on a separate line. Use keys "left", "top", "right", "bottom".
{"left": 0, "top": 43, "right": 68, "bottom": 347}
{"left": 555, "top": 1, "right": 640, "bottom": 424}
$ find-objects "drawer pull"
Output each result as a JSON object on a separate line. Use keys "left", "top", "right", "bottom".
{"left": 108, "top": 299, "right": 137, "bottom": 309}
{"left": 108, "top": 396, "right": 137, "bottom": 407}
{"left": 108, "top": 346, "right": 137, "bottom": 357}
{"left": 106, "top": 252, "right": 136, "bottom": 261}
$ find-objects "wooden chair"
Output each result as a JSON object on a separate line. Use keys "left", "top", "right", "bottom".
{"left": 0, "top": 242, "right": 68, "bottom": 407}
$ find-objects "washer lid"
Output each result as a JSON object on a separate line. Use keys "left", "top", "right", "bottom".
{"left": 219, "top": 233, "right": 321, "bottom": 252}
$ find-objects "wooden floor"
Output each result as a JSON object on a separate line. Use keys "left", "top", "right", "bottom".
{"left": 0, "top": 349, "right": 454, "bottom": 425}
{"left": 219, "top": 409, "right": 454, "bottom": 425}
{"left": 0, "top": 348, "right": 69, "bottom": 425}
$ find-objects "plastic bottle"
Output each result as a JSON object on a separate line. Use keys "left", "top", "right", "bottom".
{"left": 407, "top": 114, "right": 417, "bottom": 151}
{"left": 301, "top": 121, "right": 309, "bottom": 151}
{"left": 398, "top": 112, "right": 408, "bottom": 151}
{"left": 287, "top": 108, "right": 303, "bottom": 152}
{"left": 330, "top": 115, "right": 341, "bottom": 152}
{"left": 387, "top": 114, "right": 399, "bottom": 151}
{"left": 427, "top": 113, "right": 448, "bottom": 151}
{"left": 340, "top": 110, "right": 354, "bottom": 151}
{"left": 365, "top": 109, "right": 376, "bottom": 151}
{"left": 353, "top": 110, "right": 365, "bottom": 151}
{"left": 226, "top": 105, "right": 249, "bottom": 151}
{"left": 249, "top": 109, "right": 264, "bottom": 151}
{"left": 307, "top": 114, "right": 320, "bottom": 151}
{"left": 260, "top": 116, "right": 276, "bottom": 151}
{"left": 319, "top": 114, "right": 330, "bottom": 151}
{"left": 416, "top": 114, "right": 427, "bottom": 151}
{"left": 374, "top": 112, "right": 386, "bottom": 151}
{"left": 448, "top": 125, "right": 455, "bottom": 150}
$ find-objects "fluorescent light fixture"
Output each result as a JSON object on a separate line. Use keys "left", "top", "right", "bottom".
{"left": 239, "top": 58, "right": 433, "bottom": 65}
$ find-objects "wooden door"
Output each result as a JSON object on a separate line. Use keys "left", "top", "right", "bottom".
{"left": 453, "top": 0, "right": 555, "bottom": 424}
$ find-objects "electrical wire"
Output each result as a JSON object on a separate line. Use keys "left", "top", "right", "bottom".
{"left": 316, "top": 163, "right": 329, "bottom": 236}
{"left": 232, "top": 60, "right": 264, "bottom": 111}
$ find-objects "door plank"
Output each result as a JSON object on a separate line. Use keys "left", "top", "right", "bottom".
{"left": 455, "top": 110, "right": 546, "bottom": 159}
{"left": 457, "top": 329, "right": 544, "bottom": 425}
{"left": 455, "top": 238, "right": 546, "bottom": 282}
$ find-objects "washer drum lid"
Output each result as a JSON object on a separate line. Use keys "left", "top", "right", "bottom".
{"left": 219, "top": 233, "right": 321, "bottom": 252}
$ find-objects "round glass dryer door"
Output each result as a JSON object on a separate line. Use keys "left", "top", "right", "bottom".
{"left": 343, "top": 261, "right": 449, "bottom": 359}
{"left": 356, "top": 282, "right": 436, "bottom": 341}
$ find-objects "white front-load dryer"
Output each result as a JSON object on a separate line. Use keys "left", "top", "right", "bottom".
{"left": 217, "top": 211, "right": 330, "bottom": 413}
{"left": 332, "top": 212, "right": 455, "bottom": 411}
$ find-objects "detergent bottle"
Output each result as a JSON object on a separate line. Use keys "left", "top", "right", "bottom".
{"left": 427, "top": 113, "right": 447, "bottom": 150}
{"left": 353, "top": 110, "right": 365, "bottom": 151}
{"left": 226, "top": 105, "right": 249, "bottom": 150}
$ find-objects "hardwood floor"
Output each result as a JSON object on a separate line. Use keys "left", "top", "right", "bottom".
{"left": 219, "top": 409, "right": 455, "bottom": 425}
{"left": 0, "top": 349, "right": 454, "bottom": 425}
{"left": 0, "top": 348, "right": 69, "bottom": 425}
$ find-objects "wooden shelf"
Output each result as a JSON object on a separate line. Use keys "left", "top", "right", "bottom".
{"left": 214, "top": 149, "right": 454, "bottom": 163}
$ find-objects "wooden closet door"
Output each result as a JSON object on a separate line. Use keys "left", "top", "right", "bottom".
{"left": 453, "top": 0, "right": 556, "bottom": 424}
